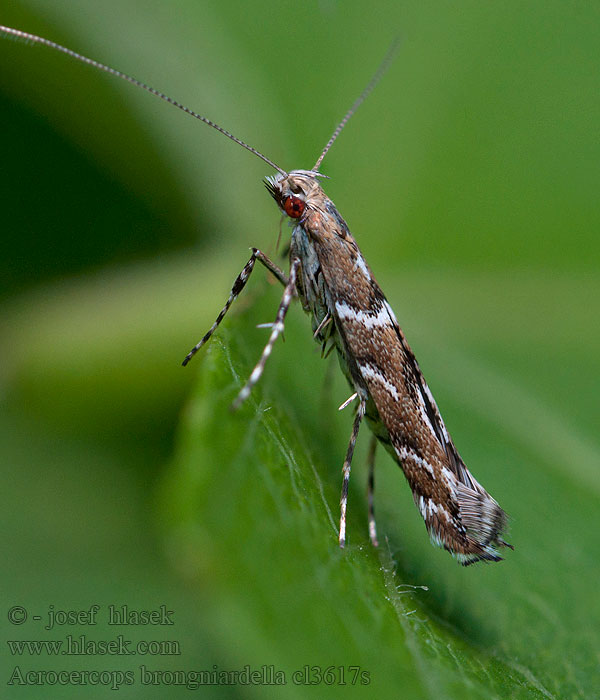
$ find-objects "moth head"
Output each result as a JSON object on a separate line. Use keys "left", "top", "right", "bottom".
{"left": 264, "top": 170, "right": 325, "bottom": 220}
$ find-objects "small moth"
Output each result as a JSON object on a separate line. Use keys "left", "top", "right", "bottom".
{"left": 2, "top": 26, "right": 512, "bottom": 564}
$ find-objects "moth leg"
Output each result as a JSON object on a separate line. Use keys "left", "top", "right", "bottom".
{"left": 339, "top": 398, "right": 367, "bottom": 548}
{"left": 231, "top": 257, "right": 300, "bottom": 409}
{"left": 366, "top": 434, "right": 379, "bottom": 547}
{"left": 182, "top": 248, "right": 288, "bottom": 366}
{"left": 313, "top": 312, "right": 332, "bottom": 340}
{"left": 252, "top": 248, "right": 289, "bottom": 287}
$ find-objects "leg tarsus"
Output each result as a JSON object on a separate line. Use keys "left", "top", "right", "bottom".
{"left": 367, "top": 435, "right": 378, "bottom": 547}
{"left": 182, "top": 248, "right": 288, "bottom": 366}
{"left": 231, "top": 257, "right": 300, "bottom": 410}
{"left": 339, "top": 399, "right": 366, "bottom": 548}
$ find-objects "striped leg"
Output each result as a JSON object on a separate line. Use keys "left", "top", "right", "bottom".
{"left": 182, "top": 248, "right": 288, "bottom": 366}
{"left": 366, "top": 434, "right": 379, "bottom": 547}
{"left": 338, "top": 398, "right": 366, "bottom": 548}
{"left": 231, "top": 257, "right": 300, "bottom": 409}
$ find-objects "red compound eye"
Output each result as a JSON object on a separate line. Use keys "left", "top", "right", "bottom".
{"left": 283, "top": 195, "right": 305, "bottom": 219}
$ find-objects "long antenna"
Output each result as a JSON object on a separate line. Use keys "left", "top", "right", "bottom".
{"left": 312, "top": 36, "right": 401, "bottom": 172}
{"left": 0, "top": 25, "right": 287, "bottom": 176}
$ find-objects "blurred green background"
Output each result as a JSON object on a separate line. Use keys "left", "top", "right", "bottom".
{"left": 1, "top": 1, "right": 599, "bottom": 698}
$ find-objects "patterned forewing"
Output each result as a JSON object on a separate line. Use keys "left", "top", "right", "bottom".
{"left": 306, "top": 204, "right": 508, "bottom": 561}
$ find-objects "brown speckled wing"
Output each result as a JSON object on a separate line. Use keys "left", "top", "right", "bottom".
{"left": 308, "top": 207, "right": 509, "bottom": 563}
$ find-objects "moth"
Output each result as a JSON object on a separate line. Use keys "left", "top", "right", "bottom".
{"left": 2, "top": 25, "right": 512, "bottom": 564}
